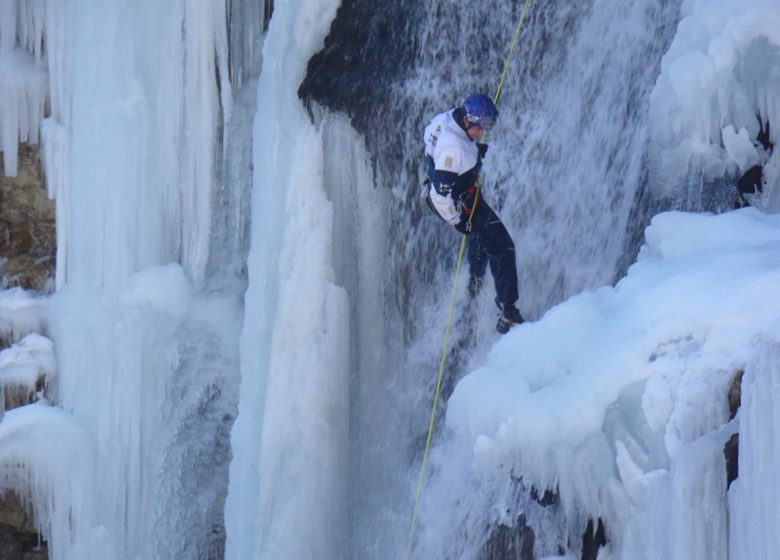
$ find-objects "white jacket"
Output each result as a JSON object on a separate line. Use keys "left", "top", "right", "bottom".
{"left": 423, "top": 109, "right": 480, "bottom": 225}
{"left": 424, "top": 109, "right": 479, "bottom": 176}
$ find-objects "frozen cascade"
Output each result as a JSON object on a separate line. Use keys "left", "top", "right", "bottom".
{"left": 0, "top": 0, "right": 779, "bottom": 559}
{"left": 403, "top": 2, "right": 780, "bottom": 559}
{"left": 223, "top": 1, "right": 352, "bottom": 559}
{"left": 0, "top": 0, "right": 266, "bottom": 559}
{"left": 300, "top": 0, "right": 683, "bottom": 558}
{"left": 649, "top": 0, "right": 780, "bottom": 210}
{"left": 0, "top": 0, "right": 47, "bottom": 177}
{"left": 729, "top": 344, "right": 780, "bottom": 560}
{"left": 297, "top": 0, "right": 780, "bottom": 559}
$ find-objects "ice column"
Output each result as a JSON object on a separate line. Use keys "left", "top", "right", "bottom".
{"left": 729, "top": 344, "right": 780, "bottom": 559}
{"left": 224, "top": 1, "right": 349, "bottom": 559}
{"left": 0, "top": 0, "right": 48, "bottom": 176}
{"left": 32, "top": 0, "right": 233, "bottom": 558}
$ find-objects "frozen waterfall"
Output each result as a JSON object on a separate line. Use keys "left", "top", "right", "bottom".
{"left": 0, "top": 0, "right": 779, "bottom": 559}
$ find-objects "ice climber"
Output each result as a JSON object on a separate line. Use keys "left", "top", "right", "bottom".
{"left": 423, "top": 93, "right": 524, "bottom": 334}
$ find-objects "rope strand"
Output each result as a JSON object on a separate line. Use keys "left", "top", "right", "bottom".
{"left": 405, "top": 1, "right": 532, "bottom": 557}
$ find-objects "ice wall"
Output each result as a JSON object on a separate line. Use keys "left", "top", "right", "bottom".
{"left": 0, "top": 0, "right": 254, "bottom": 558}
{"left": 300, "top": 0, "right": 685, "bottom": 557}
{"left": 0, "top": 288, "right": 47, "bottom": 346}
{"left": 414, "top": 208, "right": 780, "bottom": 559}
{"left": 3, "top": 0, "right": 777, "bottom": 559}
{"left": 45, "top": 0, "right": 230, "bottom": 288}
{"left": 224, "top": 1, "right": 363, "bottom": 559}
{"left": 649, "top": 0, "right": 780, "bottom": 208}
{"left": 404, "top": 3, "right": 780, "bottom": 553}
{"left": 0, "top": 0, "right": 48, "bottom": 177}
{"left": 729, "top": 344, "right": 780, "bottom": 560}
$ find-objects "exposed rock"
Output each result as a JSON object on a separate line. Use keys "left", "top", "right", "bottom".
{"left": 0, "top": 326, "right": 52, "bottom": 558}
{"left": 1, "top": 382, "right": 42, "bottom": 413}
{"left": 724, "top": 369, "right": 744, "bottom": 489}
{"left": 0, "top": 491, "right": 32, "bottom": 530}
{"left": 0, "top": 144, "right": 42, "bottom": 188}
{"left": 530, "top": 486, "right": 558, "bottom": 507}
{"left": 581, "top": 518, "right": 606, "bottom": 560}
{"left": 0, "top": 225, "right": 32, "bottom": 258}
{"left": 728, "top": 369, "right": 744, "bottom": 420}
{"left": 733, "top": 117, "right": 772, "bottom": 209}
{"left": 0, "top": 524, "right": 25, "bottom": 560}
{"left": 0, "top": 256, "right": 55, "bottom": 292}
{"left": 298, "top": 0, "right": 424, "bottom": 156}
{"left": 481, "top": 515, "right": 535, "bottom": 560}
{"left": 23, "top": 548, "right": 48, "bottom": 560}
{"left": 481, "top": 510, "right": 606, "bottom": 559}
{"left": 756, "top": 118, "right": 772, "bottom": 154}
{"left": 737, "top": 165, "right": 763, "bottom": 196}
{"left": 0, "top": 492, "right": 48, "bottom": 560}
{"left": 725, "top": 433, "right": 739, "bottom": 489}
{"left": 0, "top": 143, "right": 55, "bottom": 293}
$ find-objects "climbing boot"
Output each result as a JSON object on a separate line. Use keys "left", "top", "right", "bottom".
{"left": 496, "top": 303, "right": 524, "bottom": 334}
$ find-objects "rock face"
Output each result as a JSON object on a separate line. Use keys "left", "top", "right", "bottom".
{"left": 0, "top": 491, "right": 47, "bottom": 560}
{"left": 724, "top": 369, "right": 744, "bottom": 489}
{"left": 481, "top": 516, "right": 535, "bottom": 560}
{"left": 0, "top": 143, "right": 52, "bottom": 557}
{"left": 0, "top": 144, "right": 56, "bottom": 293}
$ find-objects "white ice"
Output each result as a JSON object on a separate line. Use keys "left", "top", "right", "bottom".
{"left": 0, "top": 332, "right": 54, "bottom": 390}
{"left": 2, "top": 0, "right": 241, "bottom": 558}
{"left": 0, "top": 402, "right": 96, "bottom": 558}
{"left": 4, "top": 0, "right": 780, "bottom": 559}
{"left": 0, "top": 0, "right": 48, "bottom": 176}
{"left": 429, "top": 208, "right": 780, "bottom": 559}
{"left": 0, "top": 288, "right": 47, "bottom": 344}
{"left": 223, "top": 1, "right": 351, "bottom": 559}
{"left": 649, "top": 0, "right": 780, "bottom": 205}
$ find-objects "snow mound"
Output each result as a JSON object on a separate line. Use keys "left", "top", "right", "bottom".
{"left": 445, "top": 208, "right": 780, "bottom": 558}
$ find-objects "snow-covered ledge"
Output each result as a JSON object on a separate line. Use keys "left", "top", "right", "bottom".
{"left": 0, "top": 333, "right": 55, "bottom": 414}
{"left": 0, "top": 288, "right": 47, "bottom": 348}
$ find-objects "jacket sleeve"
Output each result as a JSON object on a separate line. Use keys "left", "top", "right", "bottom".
{"left": 428, "top": 148, "right": 482, "bottom": 197}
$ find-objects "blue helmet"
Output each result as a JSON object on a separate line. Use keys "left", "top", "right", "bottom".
{"left": 462, "top": 93, "right": 498, "bottom": 130}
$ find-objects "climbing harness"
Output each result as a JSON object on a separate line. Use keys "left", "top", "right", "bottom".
{"left": 406, "top": 0, "right": 533, "bottom": 556}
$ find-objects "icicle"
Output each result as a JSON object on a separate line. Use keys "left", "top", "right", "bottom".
{"left": 649, "top": 0, "right": 780, "bottom": 196}
{"left": 17, "top": 0, "right": 46, "bottom": 60}
{"left": 0, "top": 0, "right": 49, "bottom": 177}
{"left": 0, "top": 0, "right": 17, "bottom": 54}
{"left": 729, "top": 346, "right": 780, "bottom": 559}
{"left": 227, "top": 0, "right": 266, "bottom": 89}
{"left": 0, "top": 403, "right": 98, "bottom": 560}
{"left": 0, "top": 288, "right": 47, "bottom": 346}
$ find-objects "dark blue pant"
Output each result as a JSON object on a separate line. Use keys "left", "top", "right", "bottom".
{"left": 461, "top": 190, "right": 519, "bottom": 307}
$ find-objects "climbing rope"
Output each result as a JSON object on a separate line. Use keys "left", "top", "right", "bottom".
{"left": 405, "top": 1, "right": 533, "bottom": 557}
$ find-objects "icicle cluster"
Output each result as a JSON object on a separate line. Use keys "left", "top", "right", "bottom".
{"left": 649, "top": 0, "right": 780, "bottom": 204}
{"left": 2, "top": 1, "right": 247, "bottom": 558}
{"left": 0, "top": 0, "right": 48, "bottom": 177}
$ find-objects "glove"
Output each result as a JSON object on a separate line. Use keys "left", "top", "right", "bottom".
{"left": 454, "top": 218, "right": 472, "bottom": 235}
{"left": 477, "top": 143, "right": 488, "bottom": 159}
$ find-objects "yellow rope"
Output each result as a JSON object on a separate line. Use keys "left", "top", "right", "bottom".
{"left": 494, "top": 0, "right": 532, "bottom": 106}
{"left": 406, "top": 1, "right": 532, "bottom": 557}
